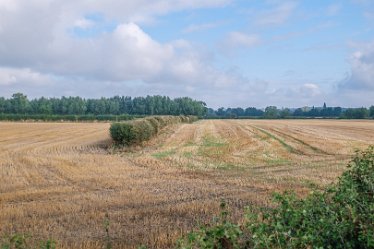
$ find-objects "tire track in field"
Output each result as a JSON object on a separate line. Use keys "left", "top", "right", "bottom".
{"left": 250, "top": 125, "right": 304, "bottom": 154}
{"left": 268, "top": 127, "right": 332, "bottom": 155}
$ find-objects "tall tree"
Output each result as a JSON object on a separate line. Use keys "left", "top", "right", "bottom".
{"left": 10, "top": 93, "right": 29, "bottom": 114}
{"left": 264, "top": 106, "right": 279, "bottom": 118}
{"left": 369, "top": 106, "right": 374, "bottom": 118}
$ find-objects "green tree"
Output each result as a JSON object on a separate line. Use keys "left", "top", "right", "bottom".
{"left": 10, "top": 93, "right": 29, "bottom": 114}
{"left": 265, "top": 106, "right": 279, "bottom": 118}
{"left": 369, "top": 106, "right": 374, "bottom": 118}
{"left": 280, "top": 108, "right": 291, "bottom": 118}
{"left": 36, "top": 97, "right": 53, "bottom": 114}
{"left": 344, "top": 107, "right": 369, "bottom": 119}
{"left": 0, "top": 97, "right": 6, "bottom": 113}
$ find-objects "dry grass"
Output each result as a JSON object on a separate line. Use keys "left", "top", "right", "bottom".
{"left": 1, "top": 120, "right": 373, "bottom": 248}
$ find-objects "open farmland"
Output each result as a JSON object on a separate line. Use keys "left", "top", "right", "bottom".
{"left": 1, "top": 120, "right": 374, "bottom": 248}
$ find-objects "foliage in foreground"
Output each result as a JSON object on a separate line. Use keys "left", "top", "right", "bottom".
{"left": 0, "top": 234, "right": 55, "bottom": 249}
{"left": 178, "top": 146, "right": 374, "bottom": 249}
{"left": 110, "top": 115, "right": 198, "bottom": 146}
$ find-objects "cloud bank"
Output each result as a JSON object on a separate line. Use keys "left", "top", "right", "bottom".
{"left": 0, "top": 0, "right": 372, "bottom": 108}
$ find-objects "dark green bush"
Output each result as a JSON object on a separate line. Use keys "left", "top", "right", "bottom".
{"left": 109, "top": 122, "right": 136, "bottom": 146}
{"left": 178, "top": 146, "right": 374, "bottom": 249}
{"left": 132, "top": 119, "right": 155, "bottom": 143}
{"left": 110, "top": 115, "right": 198, "bottom": 146}
{"left": 145, "top": 117, "right": 161, "bottom": 134}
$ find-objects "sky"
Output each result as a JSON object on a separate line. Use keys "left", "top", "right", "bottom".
{"left": 0, "top": 0, "right": 373, "bottom": 108}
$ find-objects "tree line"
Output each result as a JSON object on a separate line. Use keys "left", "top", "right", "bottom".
{"left": 207, "top": 103, "right": 374, "bottom": 119}
{"left": 0, "top": 93, "right": 207, "bottom": 116}
{"left": 1, "top": 93, "right": 373, "bottom": 119}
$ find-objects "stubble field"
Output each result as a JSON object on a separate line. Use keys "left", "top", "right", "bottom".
{"left": 1, "top": 119, "right": 373, "bottom": 248}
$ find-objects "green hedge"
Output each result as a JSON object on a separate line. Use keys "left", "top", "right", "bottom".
{"left": 110, "top": 115, "right": 198, "bottom": 146}
{"left": 0, "top": 114, "right": 138, "bottom": 122}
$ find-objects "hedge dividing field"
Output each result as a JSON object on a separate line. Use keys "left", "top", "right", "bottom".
{"left": 0, "top": 113, "right": 139, "bottom": 122}
{"left": 110, "top": 115, "right": 198, "bottom": 146}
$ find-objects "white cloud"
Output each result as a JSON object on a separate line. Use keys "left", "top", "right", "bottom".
{"left": 0, "top": 0, "right": 369, "bottom": 108}
{"left": 0, "top": 0, "right": 234, "bottom": 85}
{"left": 299, "top": 83, "right": 321, "bottom": 97}
{"left": 0, "top": 67, "right": 51, "bottom": 86}
{"left": 223, "top": 32, "right": 260, "bottom": 49}
{"left": 339, "top": 41, "right": 374, "bottom": 91}
{"left": 0, "top": 0, "right": 261, "bottom": 107}
{"left": 255, "top": 1, "right": 297, "bottom": 26}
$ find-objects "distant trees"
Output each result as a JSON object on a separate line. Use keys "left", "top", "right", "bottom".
{"left": 369, "top": 106, "right": 374, "bottom": 118}
{"left": 10, "top": 93, "right": 29, "bottom": 114}
{"left": 343, "top": 107, "right": 369, "bottom": 119}
{"left": 207, "top": 103, "right": 373, "bottom": 119}
{"left": 264, "top": 106, "right": 279, "bottom": 119}
{"left": 279, "top": 108, "right": 291, "bottom": 118}
{"left": 0, "top": 93, "right": 207, "bottom": 116}
{"left": 1, "top": 94, "right": 373, "bottom": 120}
{"left": 0, "top": 97, "right": 6, "bottom": 113}
{"left": 245, "top": 107, "right": 264, "bottom": 116}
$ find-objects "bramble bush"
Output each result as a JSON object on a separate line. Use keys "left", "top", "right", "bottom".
{"left": 177, "top": 146, "right": 374, "bottom": 249}
{"left": 110, "top": 115, "right": 198, "bottom": 146}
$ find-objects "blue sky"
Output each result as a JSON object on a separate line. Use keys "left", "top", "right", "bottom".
{"left": 0, "top": 0, "right": 373, "bottom": 108}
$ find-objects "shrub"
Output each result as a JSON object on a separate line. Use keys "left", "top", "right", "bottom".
{"left": 109, "top": 122, "right": 136, "bottom": 145}
{"left": 177, "top": 201, "right": 243, "bottom": 249}
{"left": 145, "top": 117, "right": 162, "bottom": 134}
{"left": 131, "top": 119, "right": 155, "bottom": 143}
{"left": 110, "top": 115, "right": 198, "bottom": 146}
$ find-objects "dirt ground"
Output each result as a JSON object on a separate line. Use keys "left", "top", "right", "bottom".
{"left": 1, "top": 119, "right": 373, "bottom": 248}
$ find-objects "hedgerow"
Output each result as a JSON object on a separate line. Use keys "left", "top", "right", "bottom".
{"left": 110, "top": 115, "right": 198, "bottom": 146}
{"left": 177, "top": 146, "right": 374, "bottom": 249}
{"left": 0, "top": 114, "right": 138, "bottom": 122}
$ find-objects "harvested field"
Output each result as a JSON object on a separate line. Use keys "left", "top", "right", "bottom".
{"left": 1, "top": 120, "right": 373, "bottom": 248}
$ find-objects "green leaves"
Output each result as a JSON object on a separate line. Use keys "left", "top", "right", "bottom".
{"left": 110, "top": 116, "right": 198, "bottom": 146}
{"left": 177, "top": 200, "right": 243, "bottom": 249}
{"left": 0, "top": 234, "right": 55, "bottom": 249}
{"left": 178, "top": 146, "right": 374, "bottom": 249}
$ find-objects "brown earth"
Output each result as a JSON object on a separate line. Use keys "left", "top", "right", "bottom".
{"left": 1, "top": 120, "right": 373, "bottom": 248}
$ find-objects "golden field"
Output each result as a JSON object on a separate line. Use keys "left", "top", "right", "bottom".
{"left": 1, "top": 119, "right": 373, "bottom": 248}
